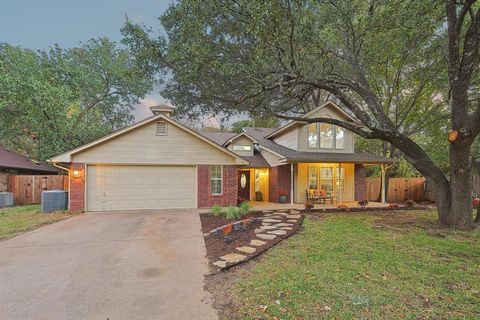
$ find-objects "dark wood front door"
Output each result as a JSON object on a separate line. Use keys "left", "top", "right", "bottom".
{"left": 238, "top": 171, "right": 250, "bottom": 202}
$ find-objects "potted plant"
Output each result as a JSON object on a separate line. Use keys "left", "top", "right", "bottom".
{"left": 255, "top": 191, "right": 263, "bottom": 201}
{"left": 278, "top": 190, "right": 288, "bottom": 204}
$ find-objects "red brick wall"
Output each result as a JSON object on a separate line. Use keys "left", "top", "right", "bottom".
{"left": 269, "top": 164, "right": 291, "bottom": 203}
{"left": 354, "top": 164, "right": 366, "bottom": 201}
{"left": 197, "top": 165, "right": 238, "bottom": 208}
{"left": 69, "top": 163, "right": 85, "bottom": 212}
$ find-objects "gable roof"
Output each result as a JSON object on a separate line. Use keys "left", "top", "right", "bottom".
{"left": 244, "top": 127, "right": 394, "bottom": 164}
{"left": 266, "top": 101, "right": 359, "bottom": 139}
{"left": 198, "top": 131, "right": 237, "bottom": 146}
{"left": 50, "top": 115, "right": 249, "bottom": 165}
{"left": 0, "top": 147, "right": 59, "bottom": 173}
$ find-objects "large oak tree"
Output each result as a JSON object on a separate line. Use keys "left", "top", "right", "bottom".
{"left": 124, "top": 0, "right": 480, "bottom": 229}
{"left": 0, "top": 38, "right": 156, "bottom": 161}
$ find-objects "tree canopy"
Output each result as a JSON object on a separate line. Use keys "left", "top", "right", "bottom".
{"left": 122, "top": 0, "right": 480, "bottom": 228}
{"left": 0, "top": 38, "right": 156, "bottom": 161}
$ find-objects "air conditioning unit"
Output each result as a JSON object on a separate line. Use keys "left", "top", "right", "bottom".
{"left": 0, "top": 192, "right": 13, "bottom": 207}
{"left": 41, "top": 190, "right": 68, "bottom": 213}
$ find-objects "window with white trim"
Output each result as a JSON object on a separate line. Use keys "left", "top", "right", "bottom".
{"left": 320, "top": 167, "right": 334, "bottom": 191}
{"left": 233, "top": 145, "right": 252, "bottom": 151}
{"left": 210, "top": 165, "right": 222, "bottom": 195}
{"left": 307, "top": 123, "right": 318, "bottom": 148}
{"left": 156, "top": 121, "right": 168, "bottom": 135}
{"left": 307, "top": 122, "right": 345, "bottom": 149}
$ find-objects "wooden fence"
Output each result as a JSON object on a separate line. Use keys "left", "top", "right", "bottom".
{"left": 7, "top": 175, "right": 68, "bottom": 205}
{"left": 366, "top": 177, "right": 426, "bottom": 203}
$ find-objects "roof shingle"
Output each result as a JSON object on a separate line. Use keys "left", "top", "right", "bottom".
{"left": 0, "top": 147, "right": 59, "bottom": 173}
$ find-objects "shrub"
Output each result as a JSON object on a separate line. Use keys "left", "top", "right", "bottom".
{"left": 210, "top": 205, "right": 222, "bottom": 216}
{"left": 405, "top": 199, "right": 415, "bottom": 207}
{"left": 225, "top": 206, "right": 242, "bottom": 220}
{"left": 337, "top": 204, "right": 350, "bottom": 212}
{"left": 238, "top": 201, "right": 252, "bottom": 215}
{"left": 358, "top": 200, "right": 368, "bottom": 209}
{"left": 388, "top": 203, "right": 400, "bottom": 209}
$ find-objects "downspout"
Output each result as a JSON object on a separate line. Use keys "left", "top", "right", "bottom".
{"left": 50, "top": 161, "right": 71, "bottom": 211}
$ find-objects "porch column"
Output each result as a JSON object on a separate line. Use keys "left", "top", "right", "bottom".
{"left": 290, "top": 163, "right": 294, "bottom": 205}
{"left": 338, "top": 163, "right": 342, "bottom": 204}
{"left": 381, "top": 164, "right": 386, "bottom": 203}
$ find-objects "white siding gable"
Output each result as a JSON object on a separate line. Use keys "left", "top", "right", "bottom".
{"left": 72, "top": 121, "right": 237, "bottom": 165}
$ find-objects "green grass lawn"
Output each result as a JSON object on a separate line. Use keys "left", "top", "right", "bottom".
{"left": 228, "top": 211, "right": 480, "bottom": 320}
{"left": 0, "top": 205, "right": 76, "bottom": 240}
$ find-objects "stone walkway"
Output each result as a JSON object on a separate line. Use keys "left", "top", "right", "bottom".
{"left": 213, "top": 209, "right": 302, "bottom": 268}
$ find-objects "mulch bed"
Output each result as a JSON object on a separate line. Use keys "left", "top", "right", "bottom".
{"left": 199, "top": 212, "right": 261, "bottom": 234}
{"left": 200, "top": 210, "right": 305, "bottom": 273}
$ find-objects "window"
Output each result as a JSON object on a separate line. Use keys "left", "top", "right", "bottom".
{"left": 307, "top": 166, "right": 318, "bottom": 189}
{"left": 254, "top": 170, "right": 260, "bottom": 192}
{"left": 233, "top": 145, "right": 252, "bottom": 151}
{"left": 210, "top": 165, "right": 222, "bottom": 195}
{"left": 319, "top": 167, "right": 334, "bottom": 191}
{"left": 335, "top": 127, "right": 345, "bottom": 149}
{"left": 336, "top": 167, "right": 345, "bottom": 192}
{"left": 320, "top": 123, "right": 334, "bottom": 149}
{"left": 156, "top": 121, "right": 168, "bottom": 135}
{"left": 307, "top": 122, "right": 346, "bottom": 149}
{"left": 307, "top": 123, "right": 318, "bottom": 148}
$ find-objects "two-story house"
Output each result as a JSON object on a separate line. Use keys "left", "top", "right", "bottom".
{"left": 50, "top": 102, "right": 392, "bottom": 212}
{"left": 202, "top": 101, "right": 393, "bottom": 206}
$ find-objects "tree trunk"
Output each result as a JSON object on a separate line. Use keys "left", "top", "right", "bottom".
{"left": 447, "top": 141, "right": 474, "bottom": 229}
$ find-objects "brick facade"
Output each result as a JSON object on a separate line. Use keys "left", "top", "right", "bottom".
{"left": 197, "top": 165, "right": 238, "bottom": 208}
{"left": 354, "top": 164, "right": 366, "bottom": 201}
{"left": 69, "top": 163, "right": 85, "bottom": 212}
{"left": 269, "top": 164, "right": 292, "bottom": 203}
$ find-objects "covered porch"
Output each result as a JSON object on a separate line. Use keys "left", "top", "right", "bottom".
{"left": 265, "top": 160, "right": 393, "bottom": 205}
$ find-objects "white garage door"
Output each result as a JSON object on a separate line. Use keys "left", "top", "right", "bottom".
{"left": 86, "top": 165, "right": 196, "bottom": 211}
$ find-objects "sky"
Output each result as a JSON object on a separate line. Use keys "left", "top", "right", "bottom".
{"left": 0, "top": 0, "right": 177, "bottom": 121}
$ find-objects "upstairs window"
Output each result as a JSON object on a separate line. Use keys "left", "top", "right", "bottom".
{"left": 307, "top": 123, "right": 318, "bottom": 148}
{"left": 336, "top": 127, "right": 345, "bottom": 149}
{"left": 210, "top": 165, "right": 222, "bottom": 195}
{"left": 320, "top": 123, "right": 334, "bottom": 149}
{"left": 307, "top": 122, "right": 345, "bottom": 149}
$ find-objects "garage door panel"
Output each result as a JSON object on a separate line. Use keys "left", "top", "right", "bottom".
{"left": 87, "top": 165, "right": 196, "bottom": 211}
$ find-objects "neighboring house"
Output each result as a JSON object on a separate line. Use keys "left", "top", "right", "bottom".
{"left": 50, "top": 103, "right": 393, "bottom": 212}
{"left": 0, "top": 147, "right": 59, "bottom": 192}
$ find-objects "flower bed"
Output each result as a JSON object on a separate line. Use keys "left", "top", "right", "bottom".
{"left": 200, "top": 209, "right": 305, "bottom": 272}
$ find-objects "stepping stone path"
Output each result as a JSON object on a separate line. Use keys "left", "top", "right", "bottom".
{"left": 213, "top": 260, "right": 227, "bottom": 268}
{"left": 220, "top": 253, "right": 246, "bottom": 263}
{"left": 262, "top": 218, "right": 283, "bottom": 223}
{"left": 212, "top": 208, "right": 303, "bottom": 270}
{"left": 267, "top": 229, "right": 287, "bottom": 236}
{"left": 260, "top": 225, "right": 277, "bottom": 230}
{"left": 257, "top": 233, "right": 277, "bottom": 240}
{"left": 236, "top": 246, "right": 257, "bottom": 254}
{"left": 272, "top": 223, "right": 293, "bottom": 227}
{"left": 250, "top": 239, "right": 266, "bottom": 246}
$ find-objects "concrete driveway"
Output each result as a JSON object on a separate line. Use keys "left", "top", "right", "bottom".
{"left": 0, "top": 210, "right": 218, "bottom": 320}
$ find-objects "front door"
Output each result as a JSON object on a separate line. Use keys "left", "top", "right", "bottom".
{"left": 238, "top": 171, "right": 250, "bottom": 202}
